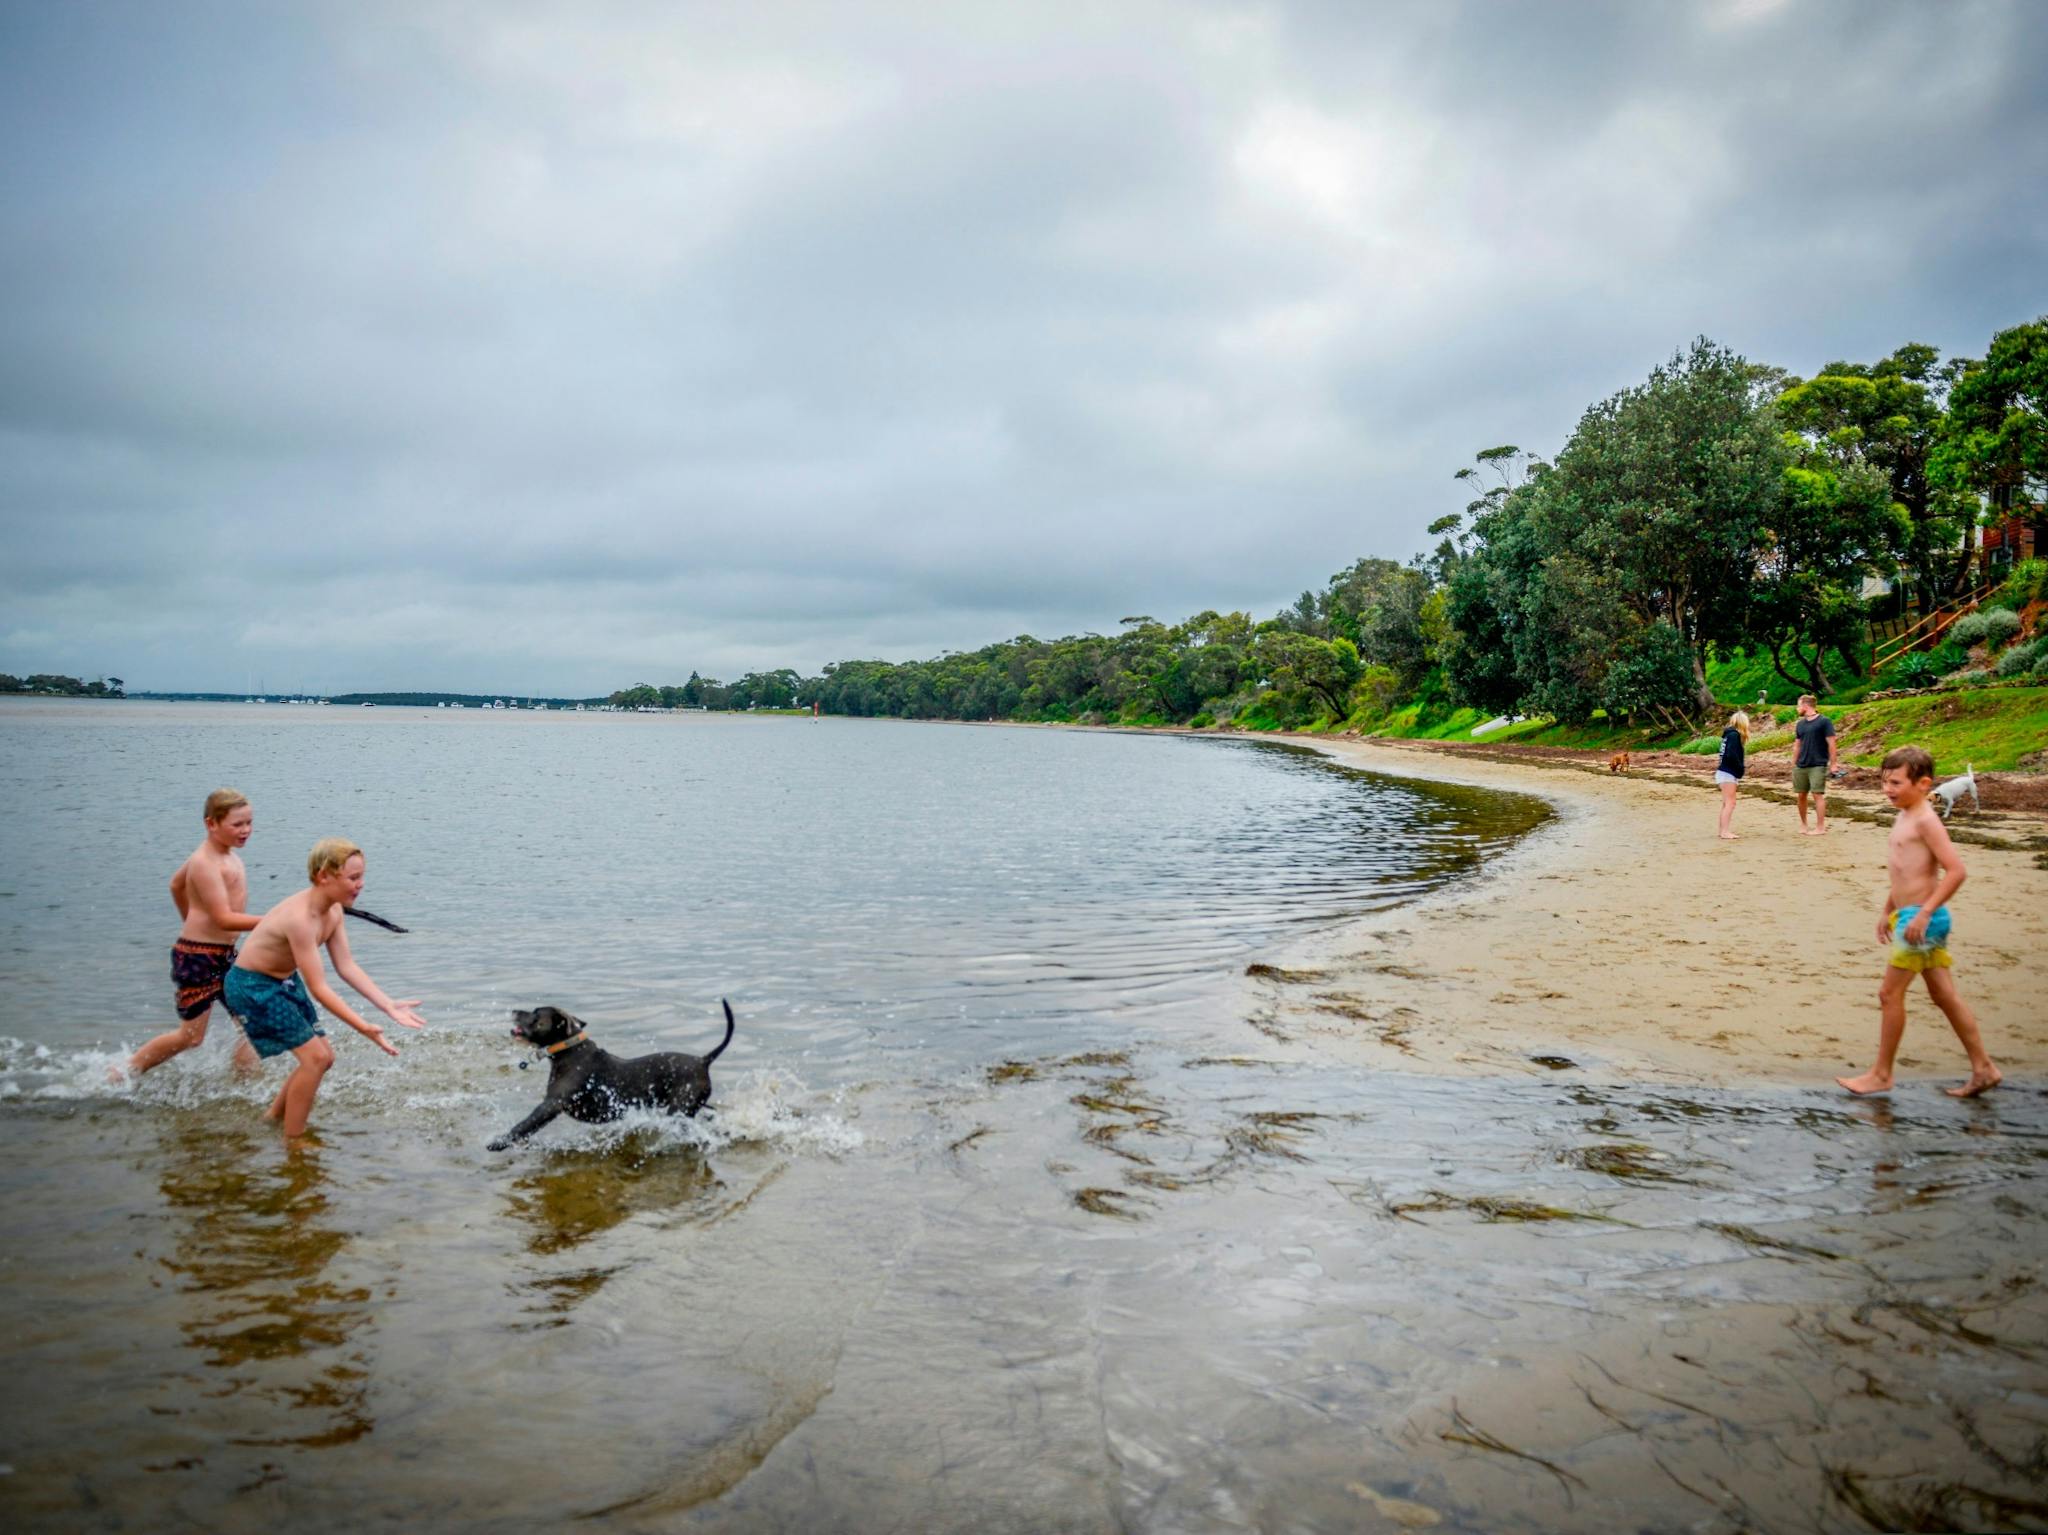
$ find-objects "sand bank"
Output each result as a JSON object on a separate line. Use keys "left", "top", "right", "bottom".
{"left": 1266, "top": 736, "right": 2047, "bottom": 1093}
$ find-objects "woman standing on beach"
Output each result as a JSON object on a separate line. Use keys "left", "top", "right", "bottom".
{"left": 1715, "top": 710, "right": 1750, "bottom": 840}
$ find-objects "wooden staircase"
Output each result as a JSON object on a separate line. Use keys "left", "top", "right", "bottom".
{"left": 1869, "top": 581, "right": 1997, "bottom": 675}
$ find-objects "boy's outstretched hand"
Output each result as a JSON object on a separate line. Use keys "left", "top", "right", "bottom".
{"left": 389, "top": 1001, "right": 427, "bottom": 1030}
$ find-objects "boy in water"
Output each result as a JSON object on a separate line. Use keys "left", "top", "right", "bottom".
{"left": 123, "top": 788, "right": 263, "bottom": 1079}
{"left": 1837, "top": 746, "right": 2001, "bottom": 1099}
{"left": 225, "top": 838, "right": 426, "bottom": 1136}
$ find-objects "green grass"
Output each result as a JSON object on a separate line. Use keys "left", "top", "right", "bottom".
{"left": 1343, "top": 667, "right": 2048, "bottom": 772}
{"left": 1703, "top": 645, "right": 1882, "bottom": 708}
{"left": 1821, "top": 685, "right": 2048, "bottom": 773}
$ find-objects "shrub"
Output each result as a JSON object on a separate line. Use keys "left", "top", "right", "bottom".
{"left": 2034, "top": 649, "right": 2048, "bottom": 678}
{"left": 1925, "top": 637, "right": 1968, "bottom": 673}
{"left": 1948, "top": 607, "right": 2022, "bottom": 648}
{"left": 1994, "top": 639, "right": 2043, "bottom": 677}
{"left": 1991, "top": 558, "right": 2048, "bottom": 610}
{"left": 1950, "top": 668, "right": 1994, "bottom": 687}
{"left": 1188, "top": 712, "right": 1215, "bottom": 729}
{"left": 1887, "top": 652, "right": 1945, "bottom": 690}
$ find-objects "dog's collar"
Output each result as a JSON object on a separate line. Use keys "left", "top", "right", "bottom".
{"left": 543, "top": 1031, "right": 590, "bottom": 1056}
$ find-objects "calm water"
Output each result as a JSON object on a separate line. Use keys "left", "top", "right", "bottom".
{"left": 1, "top": 701, "right": 2042, "bottom": 1533}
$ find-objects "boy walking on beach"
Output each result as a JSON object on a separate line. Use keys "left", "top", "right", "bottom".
{"left": 123, "top": 788, "right": 262, "bottom": 1079}
{"left": 225, "top": 838, "right": 425, "bottom": 1136}
{"left": 1838, "top": 746, "right": 2001, "bottom": 1099}
{"left": 1791, "top": 695, "right": 1838, "bottom": 835}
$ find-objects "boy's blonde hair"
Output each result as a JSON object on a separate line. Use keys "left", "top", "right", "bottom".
{"left": 1728, "top": 710, "right": 1751, "bottom": 742}
{"left": 1880, "top": 745, "right": 1935, "bottom": 782}
{"left": 307, "top": 837, "right": 363, "bottom": 882}
{"left": 203, "top": 788, "right": 249, "bottom": 823}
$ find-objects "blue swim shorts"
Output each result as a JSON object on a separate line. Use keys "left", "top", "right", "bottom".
{"left": 224, "top": 967, "right": 325, "bottom": 1057}
{"left": 1888, "top": 904, "right": 1953, "bottom": 973}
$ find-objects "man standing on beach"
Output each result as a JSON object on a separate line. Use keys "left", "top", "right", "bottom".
{"left": 1791, "top": 695, "right": 1838, "bottom": 835}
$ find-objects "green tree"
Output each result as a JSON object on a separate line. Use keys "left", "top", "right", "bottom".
{"left": 1252, "top": 630, "right": 1361, "bottom": 717}
{"left": 1933, "top": 315, "right": 2048, "bottom": 542}
{"left": 1536, "top": 337, "right": 1787, "bottom": 711}
{"left": 1776, "top": 343, "right": 1970, "bottom": 603}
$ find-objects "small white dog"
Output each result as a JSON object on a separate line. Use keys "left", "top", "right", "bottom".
{"left": 1931, "top": 763, "right": 1978, "bottom": 818}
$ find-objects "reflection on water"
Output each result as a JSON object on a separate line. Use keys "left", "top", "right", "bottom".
{"left": 506, "top": 1140, "right": 722, "bottom": 1257}
{"left": 152, "top": 1114, "right": 373, "bottom": 1450}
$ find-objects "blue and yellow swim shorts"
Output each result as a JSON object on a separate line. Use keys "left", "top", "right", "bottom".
{"left": 1888, "top": 904, "right": 1953, "bottom": 972}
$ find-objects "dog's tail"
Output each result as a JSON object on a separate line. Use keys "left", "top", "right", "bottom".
{"left": 702, "top": 999, "right": 736, "bottom": 1066}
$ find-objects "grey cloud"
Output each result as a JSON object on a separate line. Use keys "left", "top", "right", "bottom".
{"left": 3, "top": 0, "right": 2044, "bottom": 692}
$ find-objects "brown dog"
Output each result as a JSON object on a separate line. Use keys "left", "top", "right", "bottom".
{"left": 1608, "top": 751, "right": 1631, "bottom": 773}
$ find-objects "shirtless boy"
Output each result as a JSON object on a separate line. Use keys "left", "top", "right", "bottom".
{"left": 1837, "top": 746, "right": 2001, "bottom": 1099}
{"left": 224, "top": 838, "right": 425, "bottom": 1136}
{"left": 123, "top": 788, "right": 262, "bottom": 1079}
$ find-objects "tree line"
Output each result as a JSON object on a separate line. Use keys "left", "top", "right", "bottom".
{"left": 614, "top": 316, "right": 2045, "bottom": 730}
{"left": 1, "top": 673, "right": 124, "bottom": 697}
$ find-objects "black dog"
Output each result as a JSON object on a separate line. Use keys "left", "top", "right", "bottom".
{"left": 488, "top": 1000, "right": 735, "bottom": 1151}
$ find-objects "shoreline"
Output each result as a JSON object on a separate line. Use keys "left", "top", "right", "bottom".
{"left": 1256, "top": 733, "right": 2048, "bottom": 1093}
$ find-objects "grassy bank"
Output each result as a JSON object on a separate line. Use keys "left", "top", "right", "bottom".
{"left": 1332, "top": 668, "right": 2048, "bottom": 773}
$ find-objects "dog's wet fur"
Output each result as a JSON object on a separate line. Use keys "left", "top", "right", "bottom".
{"left": 489, "top": 1001, "right": 735, "bottom": 1150}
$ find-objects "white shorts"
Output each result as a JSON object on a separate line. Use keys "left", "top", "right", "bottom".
{"left": 1715, "top": 771, "right": 1740, "bottom": 786}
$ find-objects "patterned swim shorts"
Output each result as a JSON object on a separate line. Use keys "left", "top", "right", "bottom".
{"left": 223, "top": 967, "right": 325, "bottom": 1058}
{"left": 171, "top": 938, "right": 238, "bottom": 1021}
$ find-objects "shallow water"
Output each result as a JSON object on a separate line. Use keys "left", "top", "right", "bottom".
{"left": 1, "top": 702, "right": 2043, "bottom": 1533}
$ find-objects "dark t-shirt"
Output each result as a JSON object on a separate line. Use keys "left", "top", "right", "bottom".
{"left": 1717, "top": 727, "right": 1745, "bottom": 778}
{"left": 1794, "top": 713, "right": 1835, "bottom": 769}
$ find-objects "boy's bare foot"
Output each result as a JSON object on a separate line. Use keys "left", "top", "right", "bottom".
{"left": 1837, "top": 1071, "right": 1893, "bottom": 1096}
{"left": 1800, "top": 827, "right": 1824, "bottom": 836}
{"left": 1718, "top": 833, "right": 1739, "bottom": 841}
{"left": 1945, "top": 1067, "right": 2003, "bottom": 1099}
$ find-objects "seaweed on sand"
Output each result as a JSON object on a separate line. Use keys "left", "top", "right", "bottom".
{"left": 1310, "top": 992, "right": 1421, "bottom": 1053}
{"left": 1702, "top": 1221, "right": 1844, "bottom": 1262}
{"left": 1123, "top": 1167, "right": 1192, "bottom": 1191}
{"left": 1824, "top": 1466, "right": 2048, "bottom": 1533}
{"left": 947, "top": 1126, "right": 993, "bottom": 1153}
{"left": 988, "top": 1049, "right": 1132, "bottom": 1086}
{"left": 1222, "top": 1110, "right": 1330, "bottom": 1163}
{"left": 1244, "top": 963, "right": 1329, "bottom": 983}
{"left": 1439, "top": 1401, "right": 1587, "bottom": 1501}
{"left": 1069, "top": 1077, "right": 1166, "bottom": 1119}
{"left": 1856, "top": 1296, "right": 2036, "bottom": 1360}
{"left": 1561, "top": 1141, "right": 1702, "bottom": 1184}
{"left": 1950, "top": 1403, "right": 2048, "bottom": 1483}
{"left": 1391, "top": 1191, "right": 1628, "bottom": 1226}
{"left": 1081, "top": 1121, "right": 1160, "bottom": 1164}
{"left": 1073, "top": 1187, "right": 1147, "bottom": 1220}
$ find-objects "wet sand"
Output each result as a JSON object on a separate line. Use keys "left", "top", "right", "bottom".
{"left": 1275, "top": 735, "right": 2048, "bottom": 1093}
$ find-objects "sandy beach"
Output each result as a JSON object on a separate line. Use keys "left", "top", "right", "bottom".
{"left": 1270, "top": 735, "right": 2048, "bottom": 1094}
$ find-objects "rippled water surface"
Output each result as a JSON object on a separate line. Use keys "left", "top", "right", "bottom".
{"left": 2, "top": 700, "right": 2043, "bottom": 1533}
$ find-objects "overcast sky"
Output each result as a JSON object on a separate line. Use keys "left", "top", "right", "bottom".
{"left": 3, "top": 1, "right": 2043, "bottom": 694}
